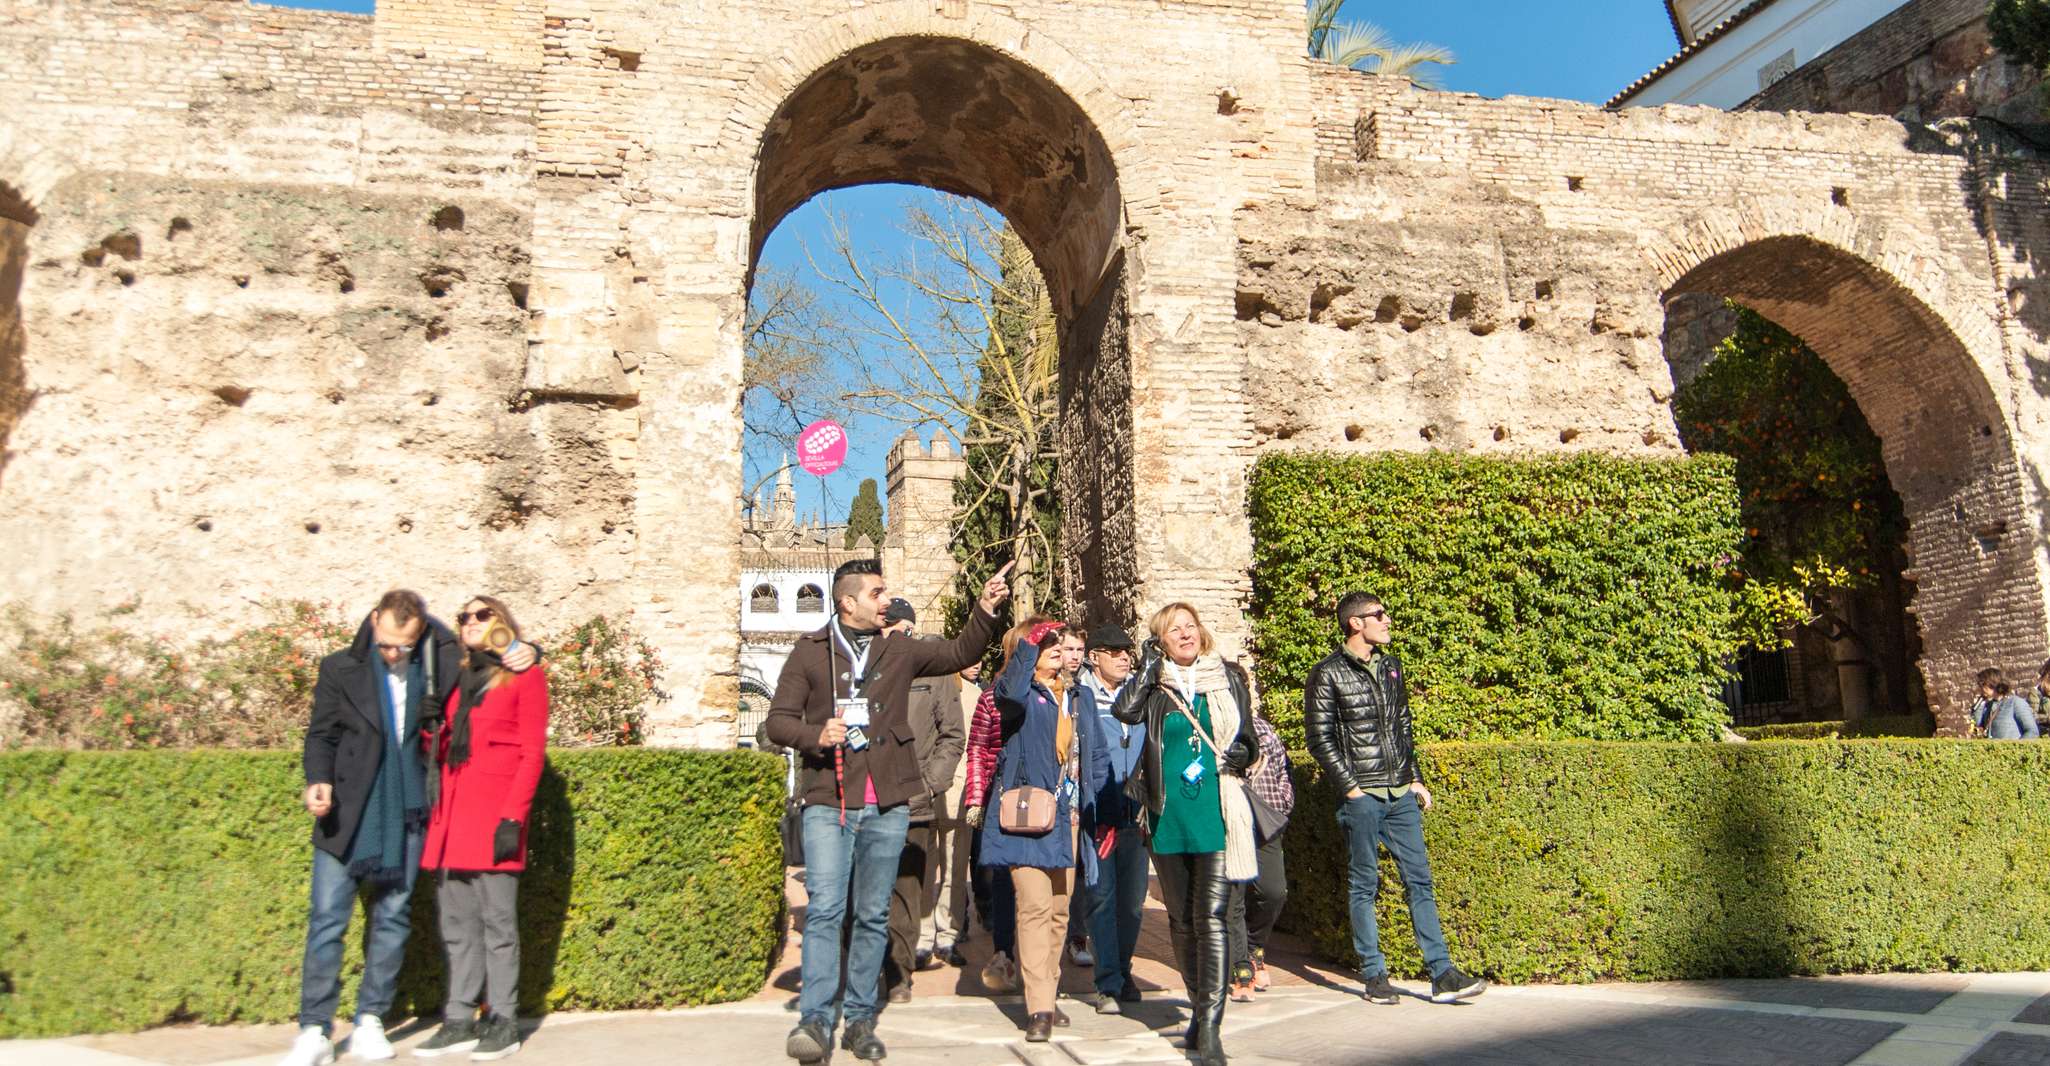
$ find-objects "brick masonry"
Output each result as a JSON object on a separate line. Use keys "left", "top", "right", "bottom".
{"left": 2, "top": 0, "right": 2047, "bottom": 741}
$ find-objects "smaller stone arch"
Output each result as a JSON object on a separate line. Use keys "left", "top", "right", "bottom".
{"left": 0, "top": 128, "right": 76, "bottom": 225}
{"left": 1651, "top": 214, "right": 2046, "bottom": 731}
{"left": 749, "top": 583, "right": 779, "bottom": 614}
{"left": 794, "top": 583, "right": 825, "bottom": 614}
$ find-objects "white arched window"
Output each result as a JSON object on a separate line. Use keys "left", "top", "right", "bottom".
{"left": 749, "top": 584, "right": 779, "bottom": 613}
{"left": 795, "top": 584, "right": 825, "bottom": 613}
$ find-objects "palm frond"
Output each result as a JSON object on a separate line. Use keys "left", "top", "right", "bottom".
{"left": 1370, "top": 42, "right": 1457, "bottom": 88}
{"left": 1322, "top": 21, "right": 1395, "bottom": 69}
{"left": 1305, "top": 0, "right": 1347, "bottom": 56}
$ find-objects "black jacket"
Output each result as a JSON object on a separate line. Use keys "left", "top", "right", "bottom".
{"left": 301, "top": 614, "right": 461, "bottom": 860}
{"left": 1303, "top": 647, "right": 1423, "bottom": 793}
{"left": 1108, "top": 645, "right": 1256, "bottom": 832}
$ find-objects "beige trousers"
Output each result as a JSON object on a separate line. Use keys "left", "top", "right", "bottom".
{"left": 1009, "top": 822, "right": 1078, "bottom": 1015}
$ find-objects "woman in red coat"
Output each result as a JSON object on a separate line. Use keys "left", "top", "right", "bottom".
{"left": 416, "top": 595, "right": 548, "bottom": 1062}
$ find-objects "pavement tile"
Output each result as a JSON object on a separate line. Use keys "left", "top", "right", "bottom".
{"left": 2015, "top": 993, "right": 2050, "bottom": 1026}
{"left": 1960, "top": 1032, "right": 2050, "bottom": 1066}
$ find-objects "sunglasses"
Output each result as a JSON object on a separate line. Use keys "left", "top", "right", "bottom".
{"left": 457, "top": 608, "right": 496, "bottom": 625}
{"left": 1361, "top": 609, "right": 1388, "bottom": 621}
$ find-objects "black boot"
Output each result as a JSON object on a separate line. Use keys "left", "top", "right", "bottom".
{"left": 840, "top": 1018, "right": 887, "bottom": 1062}
{"left": 1196, "top": 1023, "right": 1228, "bottom": 1065}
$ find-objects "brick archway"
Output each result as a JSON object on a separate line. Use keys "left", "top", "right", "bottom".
{"left": 1655, "top": 222, "right": 2044, "bottom": 731}
{"left": 738, "top": 29, "right": 1142, "bottom": 629}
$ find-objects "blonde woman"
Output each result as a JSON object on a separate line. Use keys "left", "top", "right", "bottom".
{"left": 1108, "top": 604, "right": 1258, "bottom": 1066}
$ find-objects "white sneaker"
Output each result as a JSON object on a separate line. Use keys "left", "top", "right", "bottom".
{"left": 349, "top": 1015, "right": 396, "bottom": 1061}
{"left": 279, "top": 1026, "right": 336, "bottom": 1066}
{"left": 1070, "top": 940, "right": 1096, "bottom": 967}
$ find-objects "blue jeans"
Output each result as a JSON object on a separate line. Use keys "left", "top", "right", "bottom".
{"left": 1338, "top": 791, "right": 1451, "bottom": 979}
{"left": 298, "top": 829, "right": 425, "bottom": 1032}
{"left": 1086, "top": 827, "right": 1151, "bottom": 997}
{"left": 799, "top": 803, "right": 910, "bottom": 1029}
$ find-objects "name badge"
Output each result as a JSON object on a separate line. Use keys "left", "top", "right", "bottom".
{"left": 836, "top": 698, "right": 871, "bottom": 728}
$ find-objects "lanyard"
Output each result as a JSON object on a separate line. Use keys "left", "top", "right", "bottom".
{"left": 829, "top": 618, "right": 875, "bottom": 697}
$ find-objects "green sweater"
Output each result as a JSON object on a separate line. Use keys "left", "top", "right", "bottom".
{"left": 1152, "top": 694, "right": 1226, "bottom": 854}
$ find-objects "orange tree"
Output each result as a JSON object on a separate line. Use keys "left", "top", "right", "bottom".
{"left": 1671, "top": 305, "right": 1909, "bottom": 644}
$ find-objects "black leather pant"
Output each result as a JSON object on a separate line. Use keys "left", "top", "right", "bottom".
{"left": 1153, "top": 849, "right": 1230, "bottom": 1046}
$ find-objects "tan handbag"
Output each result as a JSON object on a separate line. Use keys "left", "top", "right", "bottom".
{"left": 994, "top": 738, "right": 1059, "bottom": 835}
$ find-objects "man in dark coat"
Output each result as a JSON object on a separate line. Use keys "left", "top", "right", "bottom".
{"left": 766, "top": 561, "right": 1009, "bottom": 1064}
{"left": 282, "top": 590, "right": 534, "bottom": 1066}
{"left": 880, "top": 599, "right": 967, "bottom": 1002}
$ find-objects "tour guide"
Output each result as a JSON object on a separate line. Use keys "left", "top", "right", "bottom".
{"left": 765, "top": 559, "right": 1013, "bottom": 1064}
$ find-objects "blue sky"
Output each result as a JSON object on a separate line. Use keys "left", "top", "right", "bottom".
{"left": 263, "top": 0, "right": 1683, "bottom": 524}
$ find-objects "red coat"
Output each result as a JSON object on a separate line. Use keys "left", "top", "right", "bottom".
{"left": 423, "top": 667, "right": 549, "bottom": 872}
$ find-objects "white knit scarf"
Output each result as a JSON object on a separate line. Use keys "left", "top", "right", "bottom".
{"left": 1167, "top": 654, "right": 1258, "bottom": 882}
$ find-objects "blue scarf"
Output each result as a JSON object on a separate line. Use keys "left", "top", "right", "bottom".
{"left": 346, "top": 655, "right": 427, "bottom": 887}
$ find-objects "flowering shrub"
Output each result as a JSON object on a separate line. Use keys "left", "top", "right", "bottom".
{"left": 0, "top": 603, "right": 663, "bottom": 750}
{"left": 542, "top": 614, "right": 663, "bottom": 748}
{"left": 0, "top": 600, "right": 349, "bottom": 750}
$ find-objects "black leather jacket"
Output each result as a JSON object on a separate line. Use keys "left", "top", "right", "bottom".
{"left": 1303, "top": 647, "right": 1422, "bottom": 793}
{"left": 1109, "top": 645, "right": 1256, "bottom": 828}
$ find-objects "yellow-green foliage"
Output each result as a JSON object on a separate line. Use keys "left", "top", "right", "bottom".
{"left": 1279, "top": 741, "right": 2050, "bottom": 981}
{"left": 1250, "top": 451, "right": 1755, "bottom": 745}
{"left": 0, "top": 748, "right": 785, "bottom": 1037}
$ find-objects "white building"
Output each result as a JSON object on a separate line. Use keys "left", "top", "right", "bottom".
{"left": 1611, "top": 0, "right": 1912, "bottom": 109}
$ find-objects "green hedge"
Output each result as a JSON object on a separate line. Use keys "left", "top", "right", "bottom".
{"left": 1279, "top": 741, "right": 2050, "bottom": 981}
{"left": 1249, "top": 452, "right": 1748, "bottom": 745}
{"left": 0, "top": 748, "right": 785, "bottom": 1037}
{"left": 1732, "top": 715, "right": 1934, "bottom": 741}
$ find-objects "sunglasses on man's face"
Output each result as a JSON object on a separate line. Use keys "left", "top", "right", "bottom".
{"left": 457, "top": 608, "right": 496, "bottom": 625}
{"left": 1360, "top": 609, "right": 1388, "bottom": 622}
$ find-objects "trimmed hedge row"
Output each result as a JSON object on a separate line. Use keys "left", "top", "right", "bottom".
{"left": 1249, "top": 452, "right": 1750, "bottom": 746}
{"left": 1732, "top": 715, "right": 1934, "bottom": 741}
{"left": 1279, "top": 740, "right": 2050, "bottom": 981}
{"left": 0, "top": 749, "right": 785, "bottom": 1037}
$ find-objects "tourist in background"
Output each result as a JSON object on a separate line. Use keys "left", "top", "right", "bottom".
{"left": 414, "top": 596, "right": 550, "bottom": 1062}
{"left": 1057, "top": 627, "right": 1097, "bottom": 971}
{"left": 1304, "top": 592, "right": 1487, "bottom": 1008}
{"left": 1075, "top": 623, "right": 1149, "bottom": 1013}
{"left": 1971, "top": 667, "right": 2040, "bottom": 739}
{"left": 883, "top": 598, "right": 966, "bottom": 1002}
{"left": 1109, "top": 603, "right": 1260, "bottom": 1066}
{"left": 923, "top": 660, "right": 984, "bottom": 968}
{"left": 281, "top": 590, "right": 532, "bottom": 1066}
{"left": 1227, "top": 701, "right": 1292, "bottom": 1000}
{"left": 963, "top": 666, "right": 1019, "bottom": 991}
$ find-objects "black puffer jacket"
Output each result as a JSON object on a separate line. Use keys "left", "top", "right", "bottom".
{"left": 1109, "top": 644, "right": 1256, "bottom": 832}
{"left": 1303, "top": 648, "right": 1422, "bottom": 793}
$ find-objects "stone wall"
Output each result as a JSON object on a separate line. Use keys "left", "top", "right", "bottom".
{"left": 1744, "top": 0, "right": 2046, "bottom": 125}
{"left": 3, "top": 0, "right": 2049, "bottom": 741}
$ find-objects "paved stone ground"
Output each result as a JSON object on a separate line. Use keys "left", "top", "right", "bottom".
{"left": 10, "top": 870, "right": 2050, "bottom": 1065}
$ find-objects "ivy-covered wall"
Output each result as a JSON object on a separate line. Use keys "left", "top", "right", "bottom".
{"left": 1249, "top": 452, "right": 1755, "bottom": 744}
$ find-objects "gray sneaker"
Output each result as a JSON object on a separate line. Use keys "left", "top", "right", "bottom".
{"left": 1429, "top": 966, "right": 1487, "bottom": 1004}
{"left": 1361, "top": 974, "right": 1399, "bottom": 1005}
{"left": 468, "top": 1016, "right": 521, "bottom": 1061}
{"left": 412, "top": 1020, "right": 479, "bottom": 1058}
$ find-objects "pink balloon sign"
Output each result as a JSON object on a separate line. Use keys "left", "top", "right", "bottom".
{"left": 797, "top": 420, "right": 848, "bottom": 476}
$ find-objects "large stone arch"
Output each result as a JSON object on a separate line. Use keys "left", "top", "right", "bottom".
{"left": 1649, "top": 213, "right": 2045, "bottom": 731}
{"left": 728, "top": 26, "right": 1143, "bottom": 627}
{"left": 717, "top": 5, "right": 1145, "bottom": 319}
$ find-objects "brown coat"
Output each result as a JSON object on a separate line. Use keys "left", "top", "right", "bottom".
{"left": 904, "top": 658, "right": 966, "bottom": 824}
{"left": 764, "top": 607, "right": 1000, "bottom": 811}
